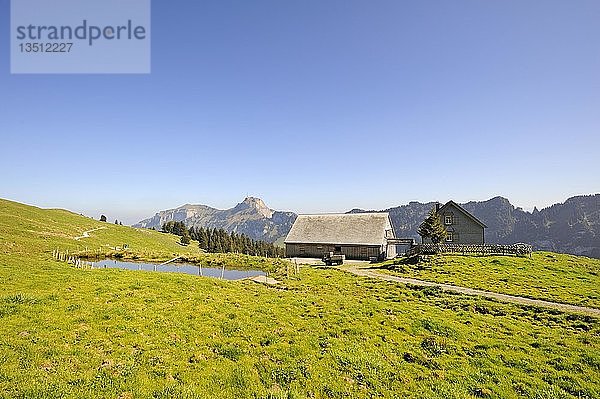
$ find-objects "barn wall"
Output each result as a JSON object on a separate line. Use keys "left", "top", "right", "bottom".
{"left": 285, "top": 243, "right": 384, "bottom": 260}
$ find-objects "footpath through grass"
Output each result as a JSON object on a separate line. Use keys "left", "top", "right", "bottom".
{"left": 376, "top": 252, "right": 600, "bottom": 309}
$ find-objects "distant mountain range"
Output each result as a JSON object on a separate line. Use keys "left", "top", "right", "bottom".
{"left": 135, "top": 194, "right": 600, "bottom": 258}
{"left": 351, "top": 194, "right": 600, "bottom": 258}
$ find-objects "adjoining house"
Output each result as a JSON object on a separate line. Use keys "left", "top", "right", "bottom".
{"left": 284, "top": 213, "right": 396, "bottom": 260}
{"left": 421, "top": 201, "right": 487, "bottom": 244}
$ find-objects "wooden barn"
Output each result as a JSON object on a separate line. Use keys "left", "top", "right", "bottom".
{"left": 284, "top": 213, "right": 396, "bottom": 261}
{"left": 421, "top": 201, "right": 487, "bottom": 244}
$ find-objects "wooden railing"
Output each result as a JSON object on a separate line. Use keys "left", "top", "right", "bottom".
{"left": 405, "top": 243, "right": 533, "bottom": 257}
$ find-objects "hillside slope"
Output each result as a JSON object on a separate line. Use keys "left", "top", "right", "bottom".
{"left": 0, "top": 198, "right": 290, "bottom": 271}
{"left": 0, "top": 198, "right": 204, "bottom": 261}
{"left": 378, "top": 252, "right": 600, "bottom": 309}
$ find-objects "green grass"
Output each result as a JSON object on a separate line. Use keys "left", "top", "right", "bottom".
{"left": 1, "top": 198, "right": 599, "bottom": 398}
{"left": 374, "top": 253, "right": 600, "bottom": 309}
{"left": 1, "top": 256, "right": 599, "bottom": 398}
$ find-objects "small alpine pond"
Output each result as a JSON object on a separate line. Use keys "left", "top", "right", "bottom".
{"left": 92, "top": 259, "right": 266, "bottom": 280}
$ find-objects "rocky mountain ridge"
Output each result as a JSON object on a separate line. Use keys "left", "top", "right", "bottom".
{"left": 352, "top": 194, "right": 600, "bottom": 258}
{"left": 135, "top": 194, "right": 600, "bottom": 258}
{"left": 133, "top": 197, "right": 296, "bottom": 243}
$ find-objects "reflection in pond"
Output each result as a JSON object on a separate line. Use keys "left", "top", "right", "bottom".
{"left": 92, "top": 259, "right": 266, "bottom": 281}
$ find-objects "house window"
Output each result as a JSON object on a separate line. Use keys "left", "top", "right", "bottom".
{"left": 446, "top": 233, "right": 453, "bottom": 242}
{"left": 444, "top": 215, "right": 453, "bottom": 225}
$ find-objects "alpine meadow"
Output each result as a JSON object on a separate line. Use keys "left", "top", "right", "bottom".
{"left": 1, "top": 198, "right": 599, "bottom": 398}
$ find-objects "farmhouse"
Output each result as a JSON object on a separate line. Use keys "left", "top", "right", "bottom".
{"left": 421, "top": 201, "right": 487, "bottom": 244}
{"left": 284, "top": 213, "right": 396, "bottom": 260}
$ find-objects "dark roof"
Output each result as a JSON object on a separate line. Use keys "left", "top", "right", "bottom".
{"left": 439, "top": 201, "right": 487, "bottom": 228}
{"left": 284, "top": 213, "right": 393, "bottom": 245}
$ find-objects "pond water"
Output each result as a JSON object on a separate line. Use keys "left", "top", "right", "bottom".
{"left": 92, "top": 259, "right": 266, "bottom": 281}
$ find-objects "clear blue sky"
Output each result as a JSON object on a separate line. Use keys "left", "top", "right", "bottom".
{"left": 1, "top": 0, "right": 599, "bottom": 224}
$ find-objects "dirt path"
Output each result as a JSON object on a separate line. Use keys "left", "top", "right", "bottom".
{"left": 74, "top": 227, "right": 106, "bottom": 241}
{"left": 341, "top": 266, "right": 600, "bottom": 316}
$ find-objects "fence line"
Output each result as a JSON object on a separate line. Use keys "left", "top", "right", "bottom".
{"left": 52, "top": 249, "right": 95, "bottom": 269}
{"left": 405, "top": 243, "right": 533, "bottom": 258}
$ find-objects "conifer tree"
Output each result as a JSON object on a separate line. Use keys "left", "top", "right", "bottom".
{"left": 418, "top": 207, "right": 448, "bottom": 244}
{"left": 186, "top": 226, "right": 283, "bottom": 257}
{"left": 180, "top": 232, "right": 191, "bottom": 246}
{"left": 198, "top": 227, "right": 209, "bottom": 250}
{"left": 162, "top": 221, "right": 174, "bottom": 233}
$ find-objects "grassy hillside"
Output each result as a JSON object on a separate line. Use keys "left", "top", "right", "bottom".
{"left": 0, "top": 198, "right": 287, "bottom": 271}
{"left": 0, "top": 198, "right": 599, "bottom": 398}
{"left": 0, "top": 198, "right": 203, "bottom": 259}
{"left": 376, "top": 253, "right": 600, "bottom": 309}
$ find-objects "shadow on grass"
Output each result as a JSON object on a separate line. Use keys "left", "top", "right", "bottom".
{"left": 362, "top": 256, "right": 420, "bottom": 271}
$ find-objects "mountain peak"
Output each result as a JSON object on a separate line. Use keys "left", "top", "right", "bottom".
{"left": 242, "top": 196, "right": 263, "bottom": 205}
{"left": 236, "top": 197, "right": 274, "bottom": 218}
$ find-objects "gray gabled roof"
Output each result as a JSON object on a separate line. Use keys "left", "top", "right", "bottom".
{"left": 284, "top": 213, "right": 393, "bottom": 246}
{"left": 439, "top": 200, "right": 487, "bottom": 228}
